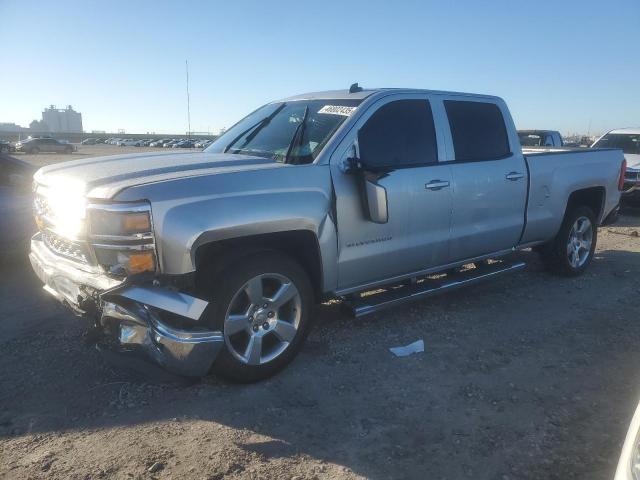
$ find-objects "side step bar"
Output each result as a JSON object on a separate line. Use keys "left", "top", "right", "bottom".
{"left": 344, "top": 260, "right": 526, "bottom": 318}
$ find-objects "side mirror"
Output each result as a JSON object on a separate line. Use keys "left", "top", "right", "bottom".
{"left": 341, "top": 138, "right": 389, "bottom": 223}
{"left": 361, "top": 173, "right": 389, "bottom": 224}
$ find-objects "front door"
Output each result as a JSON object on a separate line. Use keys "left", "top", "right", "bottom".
{"left": 331, "top": 95, "right": 452, "bottom": 291}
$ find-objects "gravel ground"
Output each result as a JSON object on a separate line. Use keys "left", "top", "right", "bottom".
{"left": 15, "top": 144, "right": 202, "bottom": 168}
{"left": 0, "top": 150, "right": 639, "bottom": 478}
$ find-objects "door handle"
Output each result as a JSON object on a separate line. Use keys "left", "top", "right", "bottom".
{"left": 425, "top": 180, "right": 450, "bottom": 191}
{"left": 505, "top": 172, "right": 525, "bottom": 181}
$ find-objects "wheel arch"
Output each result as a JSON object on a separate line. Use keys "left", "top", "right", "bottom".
{"left": 194, "top": 229, "right": 325, "bottom": 302}
{"left": 564, "top": 186, "right": 605, "bottom": 224}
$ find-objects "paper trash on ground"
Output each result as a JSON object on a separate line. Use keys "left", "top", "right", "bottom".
{"left": 389, "top": 339, "right": 424, "bottom": 357}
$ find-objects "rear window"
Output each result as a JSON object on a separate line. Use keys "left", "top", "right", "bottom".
{"left": 444, "top": 100, "right": 511, "bottom": 161}
{"left": 518, "top": 132, "right": 544, "bottom": 147}
{"left": 593, "top": 133, "right": 640, "bottom": 155}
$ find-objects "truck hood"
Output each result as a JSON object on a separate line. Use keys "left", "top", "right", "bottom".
{"left": 34, "top": 151, "right": 285, "bottom": 199}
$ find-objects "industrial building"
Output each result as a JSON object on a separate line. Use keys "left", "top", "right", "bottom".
{"left": 40, "top": 105, "right": 83, "bottom": 133}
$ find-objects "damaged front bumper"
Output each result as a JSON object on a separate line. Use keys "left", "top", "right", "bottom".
{"left": 29, "top": 233, "right": 223, "bottom": 377}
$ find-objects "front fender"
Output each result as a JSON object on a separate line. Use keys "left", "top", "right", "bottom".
{"left": 114, "top": 164, "right": 337, "bottom": 290}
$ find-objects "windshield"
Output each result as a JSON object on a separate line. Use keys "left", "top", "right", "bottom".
{"left": 205, "top": 99, "right": 361, "bottom": 164}
{"left": 593, "top": 133, "right": 640, "bottom": 155}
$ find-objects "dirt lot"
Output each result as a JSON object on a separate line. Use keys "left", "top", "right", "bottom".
{"left": 15, "top": 144, "right": 200, "bottom": 168}
{"left": 1, "top": 149, "right": 640, "bottom": 479}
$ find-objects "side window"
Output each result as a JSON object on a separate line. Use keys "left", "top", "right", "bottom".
{"left": 444, "top": 100, "right": 511, "bottom": 161}
{"left": 358, "top": 99, "right": 438, "bottom": 168}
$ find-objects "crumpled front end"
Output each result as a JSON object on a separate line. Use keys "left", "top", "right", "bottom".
{"left": 99, "top": 286, "right": 223, "bottom": 377}
{"left": 29, "top": 178, "right": 223, "bottom": 377}
{"left": 30, "top": 233, "right": 223, "bottom": 377}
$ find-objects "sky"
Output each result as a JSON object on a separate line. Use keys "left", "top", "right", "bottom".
{"left": 0, "top": 0, "right": 638, "bottom": 136}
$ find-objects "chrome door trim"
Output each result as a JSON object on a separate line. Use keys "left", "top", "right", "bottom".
{"left": 505, "top": 172, "right": 525, "bottom": 181}
{"left": 425, "top": 180, "right": 450, "bottom": 190}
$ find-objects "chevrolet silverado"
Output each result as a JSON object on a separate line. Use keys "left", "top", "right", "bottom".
{"left": 29, "top": 86, "right": 626, "bottom": 381}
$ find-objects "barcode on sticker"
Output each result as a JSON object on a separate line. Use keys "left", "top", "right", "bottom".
{"left": 318, "top": 105, "right": 356, "bottom": 116}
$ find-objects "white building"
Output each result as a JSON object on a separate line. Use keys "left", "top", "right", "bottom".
{"left": 41, "top": 105, "right": 83, "bottom": 133}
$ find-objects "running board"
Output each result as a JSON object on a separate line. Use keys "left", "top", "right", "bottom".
{"left": 344, "top": 261, "right": 526, "bottom": 318}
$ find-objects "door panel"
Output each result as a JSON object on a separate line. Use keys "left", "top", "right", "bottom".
{"left": 331, "top": 164, "right": 412, "bottom": 288}
{"left": 407, "top": 165, "right": 452, "bottom": 268}
{"left": 441, "top": 98, "right": 527, "bottom": 262}
{"left": 448, "top": 156, "right": 527, "bottom": 261}
{"left": 330, "top": 94, "right": 453, "bottom": 290}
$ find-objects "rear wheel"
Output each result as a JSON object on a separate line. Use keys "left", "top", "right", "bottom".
{"left": 539, "top": 206, "right": 597, "bottom": 276}
{"left": 199, "top": 250, "right": 313, "bottom": 382}
{"left": 65, "top": 145, "right": 73, "bottom": 154}
{"left": 30, "top": 147, "right": 40, "bottom": 154}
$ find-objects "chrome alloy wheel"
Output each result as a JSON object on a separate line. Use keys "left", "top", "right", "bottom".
{"left": 566, "top": 216, "right": 593, "bottom": 268}
{"left": 223, "top": 273, "right": 302, "bottom": 365}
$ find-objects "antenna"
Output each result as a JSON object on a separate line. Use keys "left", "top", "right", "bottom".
{"left": 186, "top": 60, "right": 191, "bottom": 140}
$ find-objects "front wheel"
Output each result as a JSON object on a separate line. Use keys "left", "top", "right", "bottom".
{"left": 199, "top": 250, "right": 313, "bottom": 382}
{"left": 539, "top": 206, "right": 597, "bottom": 276}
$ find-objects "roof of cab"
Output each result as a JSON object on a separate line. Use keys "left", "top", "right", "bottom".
{"left": 607, "top": 127, "right": 640, "bottom": 135}
{"left": 278, "top": 88, "right": 501, "bottom": 102}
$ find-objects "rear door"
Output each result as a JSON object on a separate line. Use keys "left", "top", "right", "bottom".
{"left": 331, "top": 94, "right": 452, "bottom": 290}
{"left": 441, "top": 98, "right": 527, "bottom": 262}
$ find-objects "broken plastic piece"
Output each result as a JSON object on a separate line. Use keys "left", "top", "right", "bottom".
{"left": 389, "top": 339, "right": 424, "bottom": 357}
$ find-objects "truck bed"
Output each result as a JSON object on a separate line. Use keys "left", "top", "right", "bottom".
{"left": 520, "top": 147, "right": 623, "bottom": 245}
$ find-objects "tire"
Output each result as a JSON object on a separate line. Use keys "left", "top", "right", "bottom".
{"left": 539, "top": 206, "right": 597, "bottom": 276}
{"left": 198, "top": 250, "right": 314, "bottom": 382}
{"left": 65, "top": 146, "right": 73, "bottom": 154}
{"left": 30, "top": 147, "right": 40, "bottom": 154}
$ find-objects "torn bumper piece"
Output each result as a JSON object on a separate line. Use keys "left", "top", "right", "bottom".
{"left": 29, "top": 234, "right": 223, "bottom": 377}
{"left": 99, "top": 291, "right": 224, "bottom": 377}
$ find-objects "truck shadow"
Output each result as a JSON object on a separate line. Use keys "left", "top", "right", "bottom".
{"left": 1, "top": 247, "right": 640, "bottom": 479}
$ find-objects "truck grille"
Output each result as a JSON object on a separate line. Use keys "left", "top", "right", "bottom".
{"left": 42, "top": 230, "right": 90, "bottom": 263}
{"left": 625, "top": 171, "right": 639, "bottom": 182}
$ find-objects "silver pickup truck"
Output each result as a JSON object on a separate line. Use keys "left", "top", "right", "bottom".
{"left": 29, "top": 87, "right": 626, "bottom": 382}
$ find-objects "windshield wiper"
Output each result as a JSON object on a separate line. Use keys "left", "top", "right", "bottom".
{"left": 224, "top": 103, "right": 286, "bottom": 154}
{"left": 284, "top": 106, "right": 309, "bottom": 165}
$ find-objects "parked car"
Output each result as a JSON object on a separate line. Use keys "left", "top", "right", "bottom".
{"left": 0, "top": 140, "right": 16, "bottom": 153}
{"left": 163, "top": 139, "right": 181, "bottom": 148}
{"left": 81, "top": 138, "right": 97, "bottom": 145}
{"left": 29, "top": 87, "right": 624, "bottom": 382}
{"left": 119, "top": 139, "right": 143, "bottom": 147}
{"left": 150, "top": 138, "right": 171, "bottom": 147}
{"left": 15, "top": 137, "right": 75, "bottom": 154}
{"left": 614, "top": 400, "right": 640, "bottom": 479}
{"left": 518, "top": 130, "right": 564, "bottom": 148}
{"left": 173, "top": 140, "right": 196, "bottom": 148}
{"left": 592, "top": 128, "right": 640, "bottom": 205}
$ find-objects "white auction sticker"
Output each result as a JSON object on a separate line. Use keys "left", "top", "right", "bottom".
{"left": 318, "top": 105, "right": 357, "bottom": 116}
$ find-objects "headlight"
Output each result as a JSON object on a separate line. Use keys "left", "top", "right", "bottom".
{"left": 88, "top": 203, "right": 157, "bottom": 276}
{"left": 35, "top": 179, "right": 87, "bottom": 239}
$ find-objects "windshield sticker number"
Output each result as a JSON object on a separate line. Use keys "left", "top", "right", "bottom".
{"left": 318, "top": 105, "right": 357, "bottom": 116}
